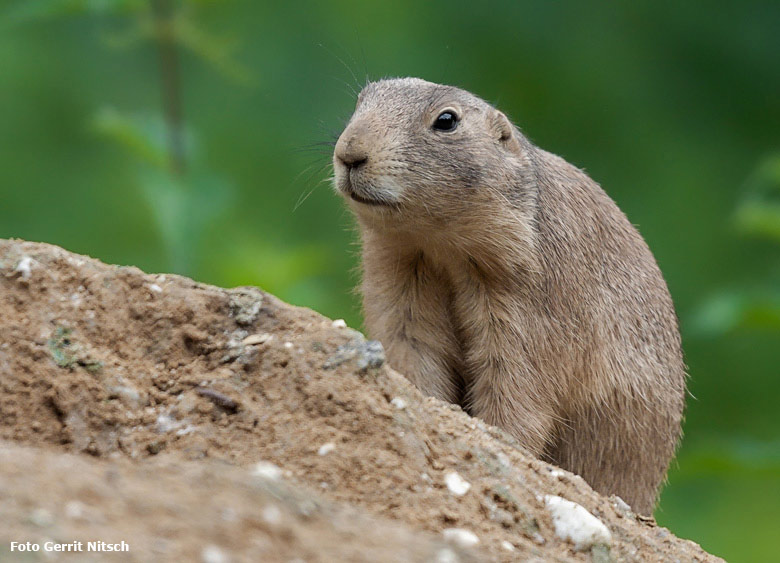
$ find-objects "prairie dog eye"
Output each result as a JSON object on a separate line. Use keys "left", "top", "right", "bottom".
{"left": 432, "top": 110, "right": 459, "bottom": 132}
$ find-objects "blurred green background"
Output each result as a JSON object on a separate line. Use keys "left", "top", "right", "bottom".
{"left": 1, "top": 1, "right": 778, "bottom": 560}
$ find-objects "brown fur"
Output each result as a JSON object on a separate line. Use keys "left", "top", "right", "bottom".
{"left": 332, "top": 78, "right": 686, "bottom": 515}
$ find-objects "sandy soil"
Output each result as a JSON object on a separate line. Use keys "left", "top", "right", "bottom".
{"left": 0, "top": 240, "right": 721, "bottom": 562}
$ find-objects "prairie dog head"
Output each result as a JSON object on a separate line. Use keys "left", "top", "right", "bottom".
{"left": 333, "top": 78, "right": 533, "bottom": 234}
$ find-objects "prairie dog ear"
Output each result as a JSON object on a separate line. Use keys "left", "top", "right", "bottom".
{"left": 491, "top": 109, "right": 522, "bottom": 154}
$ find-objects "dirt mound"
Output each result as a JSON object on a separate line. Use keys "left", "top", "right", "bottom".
{"left": 0, "top": 240, "right": 719, "bottom": 562}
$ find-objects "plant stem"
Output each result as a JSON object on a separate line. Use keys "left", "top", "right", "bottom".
{"left": 151, "top": 0, "right": 185, "bottom": 176}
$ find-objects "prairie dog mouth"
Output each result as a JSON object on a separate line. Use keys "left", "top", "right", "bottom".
{"left": 349, "top": 191, "right": 391, "bottom": 206}
{"left": 338, "top": 173, "right": 398, "bottom": 207}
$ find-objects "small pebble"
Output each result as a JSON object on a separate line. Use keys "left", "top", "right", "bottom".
{"left": 242, "top": 333, "right": 272, "bottom": 346}
{"left": 156, "top": 414, "right": 181, "bottom": 433}
{"left": 501, "top": 540, "right": 515, "bottom": 551}
{"left": 262, "top": 504, "right": 282, "bottom": 525}
{"left": 390, "top": 397, "right": 407, "bottom": 409}
{"left": 201, "top": 544, "right": 228, "bottom": 563}
{"left": 442, "top": 528, "right": 480, "bottom": 548}
{"left": 148, "top": 283, "right": 163, "bottom": 293}
{"left": 318, "top": 442, "right": 336, "bottom": 456}
{"left": 331, "top": 319, "right": 347, "bottom": 328}
{"left": 64, "top": 501, "right": 86, "bottom": 520}
{"left": 252, "top": 461, "right": 283, "bottom": 481}
{"left": 435, "top": 548, "right": 459, "bottom": 563}
{"left": 15, "top": 256, "right": 34, "bottom": 279}
{"left": 611, "top": 495, "right": 632, "bottom": 515}
{"left": 544, "top": 495, "right": 612, "bottom": 551}
{"left": 109, "top": 385, "right": 141, "bottom": 406}
{"left": 444, "top": 471, "right": 471, "bottom": 497}
{"left": 29, "top": 508, "right": 54, "bottom": 527}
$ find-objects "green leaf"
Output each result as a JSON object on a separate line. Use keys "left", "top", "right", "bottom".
{"left": 92, "top": 108, "right": 169, "bottom": 170}
{"left": 734, "top": 154, "right": 780, "bottom": 243}
{"left": 734, "top": 202, "right": 780, "bottom": 243}
{"left": 91, "top": 108, "right": 198, "bottom": 170}
{"left": 91, "top": 107, "right": 232, "bottom": 274}
{"left": 691, "top": 291, "right": 780, "bottom": 336}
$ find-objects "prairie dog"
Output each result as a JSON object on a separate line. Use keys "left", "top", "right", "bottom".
{"left": 332, "top": 77, "right": 686, "bottom": 515}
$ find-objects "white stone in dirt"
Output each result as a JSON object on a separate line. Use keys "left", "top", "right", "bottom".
{"left": 156, "top": 414, "right": 183, "bottom": 433}
{"left": 262, "top": 504, "right": 282, "bottom": 525}
{"left": 201, "top": 544, "right": 229, "bottom": 563}
{"left": 175, "top": 425, "right": 195, "bottom": 436}
{"left": 109, "top": 384, "right": 141, "bottom": 406}
{"left": 544, "top": 495, "right": 612, "bottom": 551}
{"left": 611, "top": 495, "right": 632, "bottom": 515}
{"left": 251, "top": 461, "right": 283, "bottom": 481}
{"left": 318, "top": 442, "right": 336, "bottom": 456}
{"left": 435, "top": 548, "right": 459, "bottom": 563}
{"left": 501, "top": 540, "right": 515, "bottom": 551}
{"left": 390, "top": 397, "right": 407, "bottom": 409}
{"left": 29, "top": 507, "right": 53, "bottom": 527}
{"left": 64, "top": 500, "right": 86, "bottom": 520}
{"left": 15, "top": 256, "right": 34, "bottom": 279}
{"left": 444, "top": 471, "right": 471, "bottom": 496}
{"left": 442, "top": 528, "right": 480, "bottom": 548}
{"left": 331, "top": 319, "right": 347, "bottom": 328}
{"left": 66, "top": 255, "right": 85, "bottom": 267}
{"left": 242, "top": 333, "right": 272, "bottom": 346}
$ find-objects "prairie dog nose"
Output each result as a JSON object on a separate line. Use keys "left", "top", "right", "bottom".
{"left": 337, "top": 151, "right": 368, "bottom": 169}
{"left": 335, "top": 121, "right": 371, "bottom": 169}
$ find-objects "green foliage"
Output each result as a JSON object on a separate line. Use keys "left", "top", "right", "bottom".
{"left": 17, "top": 1, "right": 249, "bottom": 276}
{"left": 92, "top": 108, "right": 176, "bottom": 169}
{"left": 735, "top": 155, "right": 780, "bottom": 243}
{"left": 91, "top": 105, "right": 234, "bottom": 275}
{"left": 693, "top": 156, "right": 780, "bottom": 335}
{"left": 692, "top": 290, "right": 780, "bottom": 334}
